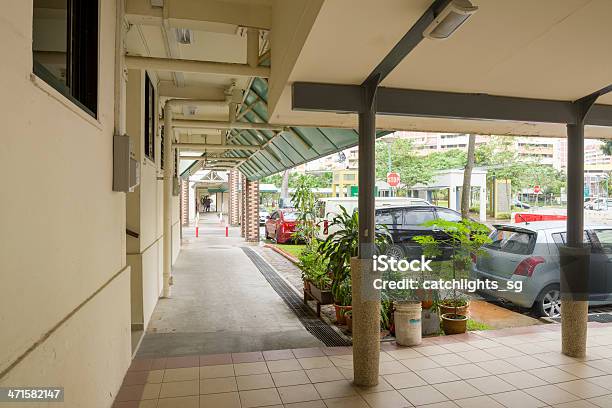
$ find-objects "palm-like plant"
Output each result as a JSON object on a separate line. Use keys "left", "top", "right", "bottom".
{"left": 320, "top": 206, "right": 391, "bottom": 302}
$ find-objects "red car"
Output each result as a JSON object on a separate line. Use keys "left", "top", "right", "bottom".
{"left": 265, "top": 209, "right": 300, "bottom": 243}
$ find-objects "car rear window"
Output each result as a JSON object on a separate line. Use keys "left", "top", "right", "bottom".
{"left": 403, "top": 209, "right": 435, "bottom": 225}
{"left": 485, "top": 228, "right": 535, "bottom": 255}
{"left": 283, "top": 212, "right": 299, "bottom": 221}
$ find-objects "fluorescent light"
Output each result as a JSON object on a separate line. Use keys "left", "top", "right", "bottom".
{"left": 423, "top": 0, "right": 478, "bottom": 40}
{"left": 175, "top": 28, "right": 192, "bottom": 45}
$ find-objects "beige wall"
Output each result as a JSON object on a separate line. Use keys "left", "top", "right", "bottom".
{"left": 125, "top": 68, "right": 180, "bottom": 329}
{"left": 0, "top": 1, "right": 132, "bottom": 407}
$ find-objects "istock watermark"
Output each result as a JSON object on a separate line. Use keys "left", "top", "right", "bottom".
{"left": 371, "top": 254, "right": 523, "bottom": 293}
{"left": 373, "top": 254, "right": 432, "bottom": 272}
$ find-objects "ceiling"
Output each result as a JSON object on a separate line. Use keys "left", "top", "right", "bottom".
{"left": 123, "top": 0, "right": 612, "bottom": 180}
{"left": 269, "top": 0, "right": 612, "bottom": 138}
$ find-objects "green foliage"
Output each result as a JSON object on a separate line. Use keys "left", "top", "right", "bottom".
{"left": 467, "top": 319, "right": 493, "bottom": 331}
{"left": 380, "top": 293, "right": 392, "bottom": 331}
{"left": 298, "top": 241, "right": 330, "bottom": 289}
{"left": 320, "top": 206, "right": 391, "bottom": 302}
{"left": 413, "top": 219, "right": 491, "bottom": 307}
{"left": 291, "top": 174, "right": 319, "bottom": 244}
{"left": 260, "top": 171, "right": 333, "bottom": 189}
{"left": 601, "top": 140, "right": 612, "bottom": 156}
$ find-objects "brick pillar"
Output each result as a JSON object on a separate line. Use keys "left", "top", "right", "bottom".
{"left": 244, "top": 179, "right": 260, "bottom": 242}
{"left": 181, "top": 179, "right": 189, "bottom": 226}
{"left": 229, "top": 170, "right": 240, "bottom": 226}
{"left": 240, "top": 175, "right": 246, "bottom": 238}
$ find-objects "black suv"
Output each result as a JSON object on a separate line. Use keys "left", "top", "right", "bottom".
{"left": 375, "top": 205, "right": 464, "bottom": 259}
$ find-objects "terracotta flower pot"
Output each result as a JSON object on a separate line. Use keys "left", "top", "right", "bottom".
{"left": 439, "top": 301, "right": 469, "bottom": 316}
{"left": 334, "top": 304, "right": 352, "bottom": 325}
{"left": 421, "top": 300, "right": 434, "bottom": 310}
{"left": 345, "top": 314, "right": 352, "bottom": 332}
{"left": 441, "top": 313, "right": 468, "bottom": 335}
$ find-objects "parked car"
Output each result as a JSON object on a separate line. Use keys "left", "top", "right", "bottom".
{"left": 265, "top": 209, "right": 301, "bottom": 243}
{"left": 472, "top": 221, "right": 612, "bottom": 317}
{"left": 584, "top": 197, "right": 612, "bottom": 211}
{"left": 317, "top": 197, "right": 431, "bottom": 238}
{"left": 259, "top": 207, "right": 269, "bottom": 225}
{"left": 513, "top": 199, "right": 531, "bottom": 209}
{"left": 375, "top": 205, "right": 469, "bottom": 260}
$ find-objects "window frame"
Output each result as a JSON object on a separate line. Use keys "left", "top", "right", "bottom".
{"left": 32, "top": 0, "right": 99, "bottom": 118}
{"left": 144, "top": 72, "right": 156, "bottom": 162}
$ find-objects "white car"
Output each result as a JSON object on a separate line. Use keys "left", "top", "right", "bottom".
{"left": 259, "top": 208, "right": 269, "bottom": 225}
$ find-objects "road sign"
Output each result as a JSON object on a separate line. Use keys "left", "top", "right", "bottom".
{"left": 387, "top": 172, "right": 401, "bottom": 187}
{"left": 533, "top": 185, "right": 541, "bottom": 194}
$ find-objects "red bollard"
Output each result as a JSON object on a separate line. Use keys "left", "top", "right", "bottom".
{"left": 225, "top": 225, "right": 229, "bottom": 237}
{"left": 196, "top": 226, "right": 199, "bottom": 237}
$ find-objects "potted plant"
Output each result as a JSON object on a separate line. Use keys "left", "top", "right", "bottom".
{"left": 333, "top": 278, "right": 352, "bottom": 325}
{"left": 320, "top": 206, "right": 391, "bottom": 317}
{"left": 413, "top": 218, "right": 491, "bottom": 335}
{"left": 345, "top": 310, "right": 352, "bottom": 332}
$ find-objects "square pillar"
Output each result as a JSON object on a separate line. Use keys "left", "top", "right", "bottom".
{"left": 240, "top": 176, "right": 247, "bottom": 238}
{"left": 353, "top": 83, "right": 380, "bottom": 387}
{"left": 244, "top": 179, "right": 260, "bottom": 242}
{"left": 229, "top": 170, "right": 240, "bottom": 226}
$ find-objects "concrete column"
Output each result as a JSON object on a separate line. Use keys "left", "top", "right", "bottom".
{"left": 353, "top": 83, "right": 379, "bottom": 387}
{"left": 561, "top": 121, "right": 589, "bottom": 358}
{"left": 229, "top": 170, "right": 240, "bottom": 226}
{"left": 244, "top": 179, "right": 260, "bottom": 242}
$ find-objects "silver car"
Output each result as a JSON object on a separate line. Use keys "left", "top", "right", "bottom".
{"left": 472, "top": 221, "right": 612, "bottom": 318}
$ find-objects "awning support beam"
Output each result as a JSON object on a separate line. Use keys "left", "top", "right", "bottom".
{"left": 292, "top": 83, "right": 612, "bottom": 127}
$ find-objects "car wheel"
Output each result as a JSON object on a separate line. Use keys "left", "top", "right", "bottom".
{"left": 385, "top": 244, "right": 405, "bottom": 260}
{"left": 264, "top": 228, "right": 270, "bottom": 240}
{"left": 534, "top": 284, "right": 561, "bottom": 318}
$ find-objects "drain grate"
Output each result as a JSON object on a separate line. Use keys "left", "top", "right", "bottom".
{"left": 588, "top": 313, "right": 612, "bottom": 323}
{"left": 551, "top": 313, "right": 612, "bottom": 323}
{"left": 242, "top": 247, "right": 351, "bottom": 347}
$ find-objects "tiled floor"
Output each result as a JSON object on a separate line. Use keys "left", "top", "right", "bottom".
{"left": 114, "top": 322, "right": 612, "bottom": 407}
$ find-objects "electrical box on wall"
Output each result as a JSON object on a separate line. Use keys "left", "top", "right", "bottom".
{"left": 113, "top": 134, "right": 141, "bottom": 192}
{"left": 173, "top": 177, "right": 180, "bottom": 196}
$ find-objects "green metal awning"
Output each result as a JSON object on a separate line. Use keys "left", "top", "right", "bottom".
{"left": 181, "top": 77, "right": 390, "bottom": 180}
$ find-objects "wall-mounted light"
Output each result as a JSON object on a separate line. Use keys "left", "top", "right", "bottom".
{"left": 175, "top": 28, "right": 192, "bottom": 44}
{"left": 423, "top": 0, "right": 478, "bottom": 40}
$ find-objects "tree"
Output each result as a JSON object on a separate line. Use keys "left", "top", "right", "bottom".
{"left": 375, "top": 139, "right": 436, "bottom": 187}
{"left": 280, "top": 170, "right": 290, "bottom": 207}
{"left": 601, "top": 140, "right": 612, "bottom": 156}
{"left": 291, "top": 175, "right": 318, "bottom": 244}
{"left": 461, "top": 134, "right": 476, "bottom": 218}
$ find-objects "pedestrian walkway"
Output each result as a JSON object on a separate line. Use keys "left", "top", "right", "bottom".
{"left": 136, "top": 213, "right": 322, "bottom": 358}
{"left": 116, "top": 322, "right": 612, "bottom": 407}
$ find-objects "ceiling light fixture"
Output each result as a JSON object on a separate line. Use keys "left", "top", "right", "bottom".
{"left": 175, "top": 28, "right": 192, "bottom": 44}
{"left": 423, "top": 0, "right": 478, "bottom": 40}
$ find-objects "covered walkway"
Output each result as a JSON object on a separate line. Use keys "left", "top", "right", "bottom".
{"left": 137, "top": 213, "right": 322, "bottom": 358}
{"left": 118, "top": 322, "right": 612, "bottom": 407}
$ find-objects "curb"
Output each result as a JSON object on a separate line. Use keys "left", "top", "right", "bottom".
{"left": 265, "top": 244, "right": 299, "bottom": 264}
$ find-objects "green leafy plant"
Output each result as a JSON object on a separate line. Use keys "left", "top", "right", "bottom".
{"left": 297, "top": 240, "right": 331, "bottom": 289}
{"left": 413, "top": 219, "right": 491, "bottom": 317}
{"left": 320, "top": 205, "right": 391, "bottom": 303}
{"left": 291, "top": 175, "right": 318, "bottom": 245}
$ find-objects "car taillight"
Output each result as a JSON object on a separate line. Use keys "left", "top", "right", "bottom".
{"left": 513, "top": 256, "right": 545, "bottom": 277}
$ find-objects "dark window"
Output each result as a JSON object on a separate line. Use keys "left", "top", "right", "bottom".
{"left": 403, "top": 209, "right": 435, "bottom": 225}
{"left": 33, "top": 0, "right": 98, "bottom": 116}
{"left": 436, "top": 208, "right": 462, "bottom": 222}
{"left": 144, "top": 73, "right": 155, "bottom": 161}
{"left": 160, "top": 126, "right": 165, "bottom": 169}
{"left": 375, "top": 210, "right": 403, "bottom": 226}
{"left": 551, "top": 231, "right": 591, "bottom": 247}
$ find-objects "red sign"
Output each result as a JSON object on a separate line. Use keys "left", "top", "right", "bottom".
{"left": 387, "top": 172, "right": 401, "bottom": 187}
{"left": 533, "top": 185, "right": 541, "bottom": 194}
